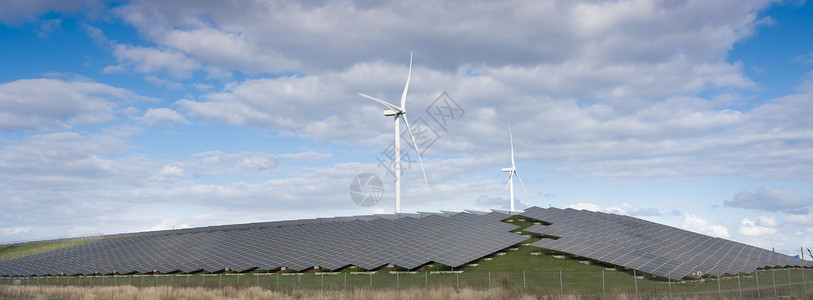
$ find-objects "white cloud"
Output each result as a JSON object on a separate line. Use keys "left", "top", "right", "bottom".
{"left": 277, "top": 151, "right": 333, "bottom": 162}
{"left": 139, "top": 108, "right": 189, "bottom": 126}
{"left": 682, "top": 213, "right": 731, "bottom": 238}
{"left": 170, "top": 52, "right": 813, "bottom": 183}
{"left": 0, "top": 131, "right": 149, "bottom": 188}
{"left": 756, "top": 215, "right": 778, "bottom": 227}
{"left": 0, "top": 226, "right": 31, "bottom": 236}
{"left": 737, "top": 217, "right": 778, "bottom": 237}
{"left": 0, "top": 77, "right": 152, "bottom": 131}
{"left": 784, "top": 213, "right": 813, "bottom": 224}
{"left": 157, "top": 165, "right": 185, "bottom": 179}
{"left": 176, "top": 74, "right": 353, "bottom": 132}
{"left": 797, "top": 70, "right": 813, "bottom": 93}
{"left": 793, "top": 52, "right": 813, "bottom": 64}
{"left": 108, "top": 44, "right": 201, "bottom": 79}
{"left": 143, "top": 75, "right": 184, "bottom": 90}
{"left": 725, "top": 186, "right": 813, "bottom": 212}
{"left": 110, "top": 0, "right": 776, "bottom": 75}
{"left": 238, "top": 155, "right": 279, "bottom": 171}
{"left": 159, "top": 27, "right": 300, "bottom": 75}
{"left": 193, "top": 83, "right": 214, "bottom": 91}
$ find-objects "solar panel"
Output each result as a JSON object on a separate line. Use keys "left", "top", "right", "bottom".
{"left": 521, "top": 207, "right": 813, "bottom": 279}
{"left": 0, "top": 211, "right": 525, "bottom": 276}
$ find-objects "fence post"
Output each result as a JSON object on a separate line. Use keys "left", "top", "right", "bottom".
{"left": 344, "top": 272, "right": 346, "bottom": 290}
{"left": 523, "top": 271, "right": 526, "bottom": 289}
{"left": 601, "top": 270, "right": 607, "bottom": 300}
{"left": 668, "top": 277, "right": 672, "bottom": 299}
{"left": 276, "top": 272, "right": 279, "bottom": 287}
{"left": 802, "top": 268, "right": 806, "bottom": 295}
{"left": 633, "top": 269, "right": 638, "bottom": 296}
{"left": 369, "top": 273, "right": 372, "bottom": 287}
{"left": 788, "top": 268, "right": 792, "bottom": 296}
{"left": 560, "top": 270, "right": 563, "bottom": 293}
{"left": 396, "top": 272, "right": 399, "bottom": 290}
{"left": 773, "top": 268, "right": 777, "bottom": 298}
{"left": 738, "top": 273, "right": 742, "bottom": 300}
{"left": 321, "top": 273, "right": 324, "bottom": 291}
{"left": 457, "top": 272, "right": 460, "bottom": 290}
{"left": 425, "top": 271, "right": 428, "bottom": 288}
{"left": 756, "top": 270, "right": 761, "bottom": 300}
{"left": 219, "top": 273, "right": 222, "bottom": 288}
{"left": 488, "top": 271, "right": 491, "bottom": 289}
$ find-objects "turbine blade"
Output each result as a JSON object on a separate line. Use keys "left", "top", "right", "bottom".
{"left": 402, "top": 114, "right": 429, "bottom": 187}
{"left": 514, "top": 170, "right": 531, "bottom": 203}
{"left": 508, "top": 118, "right": 515, "bottom": 168}
{"left": 359, "top": 93, "right": 402, "bottom": 112}
{"left": 506, "top": 172, "right": 513, "bottom": 189}
{"left": 400, "top": 51, "right": 413, "bottom": 110}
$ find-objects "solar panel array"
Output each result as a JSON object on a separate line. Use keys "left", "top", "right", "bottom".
{"left": 0, "top": 211, "right": 525, "bottom": 276}
{"left": 521, "top": 207, "right": 813, "bottom": 279}
{"left": 0, "top": 214, "right": 430, "bottom": 247}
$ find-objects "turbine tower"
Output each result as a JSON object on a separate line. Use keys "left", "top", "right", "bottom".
{"left": 359, "top": 51, "right": 428, "bottom": 214}
{"left": 502, "top": 119, "right": 528, "bottom": 212}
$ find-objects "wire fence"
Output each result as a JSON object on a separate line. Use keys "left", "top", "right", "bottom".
{"left": 1, "top": 268, "right": 810, "bottom": 299}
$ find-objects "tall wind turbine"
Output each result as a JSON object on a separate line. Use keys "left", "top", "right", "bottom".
{"left": 358, "top": 51, "right": 428, "bottom": 214}
{"left": 502, "top": 119, "right": 528, "bottom": 212}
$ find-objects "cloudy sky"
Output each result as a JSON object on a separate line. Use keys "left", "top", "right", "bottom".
{"left": 0, "top": 0, "right": 811, "bottom": 256}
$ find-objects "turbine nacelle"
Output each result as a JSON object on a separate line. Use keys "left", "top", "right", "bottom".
{"left": 501, "top": 167, "right": 516, "bottom": 172}
{"left": 383, "top": 110, "right": 400, "bottom": 116}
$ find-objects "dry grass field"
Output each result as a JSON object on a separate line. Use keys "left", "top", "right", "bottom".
{"left": 4, "top": 285, "right": 810, "bottom": 300}
{"left": 1, "top": 285, "right": 531, "bottom": 300}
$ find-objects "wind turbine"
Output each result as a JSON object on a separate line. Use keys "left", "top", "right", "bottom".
{"left": 502, "top": 119, "right": 529, "bottom": 212}
{"left": 358, "top": 51, "right": 428, "bottom": 214}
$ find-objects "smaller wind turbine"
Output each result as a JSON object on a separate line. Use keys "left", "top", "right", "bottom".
{"left": 502, "top": 119, "right": 529, "bottom": 212}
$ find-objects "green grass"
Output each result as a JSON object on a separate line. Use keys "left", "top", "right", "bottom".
{"left": 3, "top": 267, "right": 811, "bottom": 299}
{"left": 0, "top": 240, "right": 99, "bottom": 262}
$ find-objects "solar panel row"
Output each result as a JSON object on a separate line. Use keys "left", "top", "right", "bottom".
{"left": 521, "top": 207, "right": 813, "bottom": 280}
{"left": 0, "top": 212, "right": 451, "bottom": 247}
{"left": 0, "top": 211, "right": 525, "bottom": 276}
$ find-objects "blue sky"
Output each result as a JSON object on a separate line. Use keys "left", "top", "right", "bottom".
{"left": 0, "top": 0, "right": 812, "bottom": 257}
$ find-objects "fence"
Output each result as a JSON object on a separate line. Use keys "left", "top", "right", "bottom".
{"left": 1, "top": 268, "right": 810, "bottom": 299}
